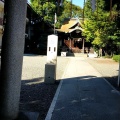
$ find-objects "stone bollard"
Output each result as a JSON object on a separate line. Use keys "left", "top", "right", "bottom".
{"left": 44, "top": 35, "right": 58, "bottom": 84}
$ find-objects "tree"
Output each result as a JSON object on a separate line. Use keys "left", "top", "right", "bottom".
{"left": 82, "top": 0, "right": 120, "bottom": 56}
{"left": 30, "top": 0, "right": 56, "bottom": 23}
{"left": 30, "top": 0, "right": 83, "bottom": 28}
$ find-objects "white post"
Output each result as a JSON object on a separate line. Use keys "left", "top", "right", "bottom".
{"left": 54, "top": 13, "right": 57, "bottom": 34}
{"left": 118, "top": 55, "right": 120, "bottom": 86}
{"left": 44, "top": 35, "right": 58, "bottom": 84}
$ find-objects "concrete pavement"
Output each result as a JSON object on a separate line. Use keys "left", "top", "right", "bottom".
{"left": 46, "top": 57, "right": 120, "bottom": 120}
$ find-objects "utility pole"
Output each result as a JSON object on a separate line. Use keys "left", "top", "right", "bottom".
{"left": 82, "top": 0, "right": 85, "bottom": 53}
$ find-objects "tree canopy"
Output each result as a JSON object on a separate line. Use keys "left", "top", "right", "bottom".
{"left": 30, "top": 0, "right": 83, "bottom": 28}
{"left": 30, "top": 0, "right": 120, "bottom": 56}
{"left": 82, "top": 0, "right": 120, "bottom": 56}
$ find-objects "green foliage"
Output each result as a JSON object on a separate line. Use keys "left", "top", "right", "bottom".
{"left": 30, "top": 0, "right": 56, "bottom": 23}
{"left": 30, "top": 0, "right": 83, "bottom": 28}
{"left": 82, "top": 0, "right": 120, "bottom": 56}
{"left": 112, "top": 55, "right": 120, "bottom": 62}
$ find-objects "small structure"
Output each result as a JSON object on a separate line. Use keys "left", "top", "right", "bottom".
{"left": 56, "top": 18, "right": 92, "bottom": 54}
{"left": 44, "top": 35, "right": 58, "bottom": 84}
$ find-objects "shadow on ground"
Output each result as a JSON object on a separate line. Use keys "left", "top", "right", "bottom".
{"left": 50, "top": 75, "right": 120, "bottom": 120}
{"left": 19, "top": 78, "right": 59, "bottom": 120}
{"left": 19, "top": 75, "right": 120, "bottom": 120}
{"left": 23, "top": 54, "right": 46, "bottom": 57}
{"left": 105, "top": 76, "right": 120, "bottom": 91}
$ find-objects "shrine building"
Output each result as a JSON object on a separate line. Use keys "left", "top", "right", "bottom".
{"left": 56, "top": 18, "right": 92, "bottom": 54}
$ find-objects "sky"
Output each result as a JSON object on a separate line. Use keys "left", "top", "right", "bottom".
{"left": 72, "top": 0, "right": 84, "bottom": 8}
{"left": 28, "top": 0, "right": 84, "bottom": 8}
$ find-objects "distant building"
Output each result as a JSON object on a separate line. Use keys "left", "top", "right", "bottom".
{"left": 56, "top": 18, "right": 92, "bottom": 54}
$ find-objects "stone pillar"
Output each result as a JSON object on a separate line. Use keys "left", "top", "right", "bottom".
{"left": 0, "top": 0, "right": 27, "bottom": 119}
{"left": 44, "top": 35, "right": 58, "bottom": 84}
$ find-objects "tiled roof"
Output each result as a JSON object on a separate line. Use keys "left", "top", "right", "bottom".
{"left": 56, "top": 18, "right": 83, "bottom": 33}
{"left": 61, "top": 18, "right": 79, "bottom": 29}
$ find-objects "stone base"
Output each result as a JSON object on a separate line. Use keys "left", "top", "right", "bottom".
{"left": 87, "top": 53, "right": 98, "bottom": 58}
{"left": 44, "top": 63, "right": 56, "bottom": 84}
{"left": 61, "top": 52, "right": 67, "bottom": 56}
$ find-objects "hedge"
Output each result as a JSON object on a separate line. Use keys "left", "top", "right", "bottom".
{"left": 112, "top": 55, "right": 120, "bottom": 62}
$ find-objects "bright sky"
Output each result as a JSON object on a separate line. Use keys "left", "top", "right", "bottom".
{"left": 28, "top": 0, "right": 84, "bottom": 8}
{"left": 72, "top": 0, "right": 84, "bottom": 8}
{"left": 28, "top": 0, "right": 30, "bottom": 3}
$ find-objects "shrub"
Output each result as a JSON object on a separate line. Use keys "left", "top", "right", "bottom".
{"left": 112, "top": 55, "right": 120, "bottom": 62}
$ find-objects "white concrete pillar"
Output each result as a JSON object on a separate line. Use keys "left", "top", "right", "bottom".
{"left": 44, "top": 35, "right": 58, "bottom": 84}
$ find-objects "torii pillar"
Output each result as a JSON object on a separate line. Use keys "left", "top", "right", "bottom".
{"left": 0, "top": 0, "right": 27, "bottom": 119}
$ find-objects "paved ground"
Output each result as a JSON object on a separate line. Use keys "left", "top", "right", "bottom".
{"left": 45, "top": 57, "right": 120, "bottom": 120}
{"left": 85, "top": 57, "right": 119, "bottom": 90}
{"left": 20, "top": 55, "right": 70, "bottom": 119}
{"left": 20, "top": 54, "right": 119, "bottom": 120}
{"left": 22, "top": 55, "right": 70, "bottom": 81}
{"left": 86, "top": 57, "right": 118, "bottom": 77}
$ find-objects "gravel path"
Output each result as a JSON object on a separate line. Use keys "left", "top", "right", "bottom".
{"left": 85, "top": 57, "right": 119, "bottom": 90}
{"left": 20, "top": 55, "right": 70, "bottom": 120}
{"left": 22, "top": 55, "right": 69, "bottom": 81}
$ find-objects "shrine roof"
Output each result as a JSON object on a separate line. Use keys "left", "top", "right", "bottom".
{"left": 56, "top": 18, "right": 83, "bottom": 33}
